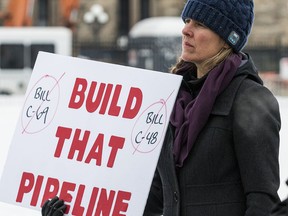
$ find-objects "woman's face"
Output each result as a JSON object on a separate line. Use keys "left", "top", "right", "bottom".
{"left": 181, "top": 18, "right": 226, "bottom": 65}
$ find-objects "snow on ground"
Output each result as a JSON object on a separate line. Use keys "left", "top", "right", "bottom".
{"left": 0, "top": 95, "right": 287, "bottom": 215}
{"left": 277, "top": 96, "right": 288, "bottom": 199}
{"left": 0, "top": 96, "right": 39, "bottom": 215}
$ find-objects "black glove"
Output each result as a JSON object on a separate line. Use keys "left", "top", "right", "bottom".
{"left": 41, "top": 196, "right": 67, "bottom": 216}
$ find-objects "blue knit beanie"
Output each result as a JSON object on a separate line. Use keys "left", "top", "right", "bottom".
{"left": 181, "top": 0, "right": 254, "bottom": 53}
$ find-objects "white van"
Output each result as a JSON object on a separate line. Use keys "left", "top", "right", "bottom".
{"left": 128, "top": 16, "right": 183, "bottom": 72}
{"left": 0, "top": 27, "right": 72, "bottom": 95}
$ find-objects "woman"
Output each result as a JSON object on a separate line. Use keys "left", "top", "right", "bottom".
{"left": 143, "top": 0, "right": 281, "bottom": 216}
{"left": 41, "top": 0, "right": 281, "bottom": 215}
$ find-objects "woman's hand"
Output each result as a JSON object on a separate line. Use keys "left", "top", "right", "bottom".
{"left": 41, "top": 196, "right": 66, "bottom": 216}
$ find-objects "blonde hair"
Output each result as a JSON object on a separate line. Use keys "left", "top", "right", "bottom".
{"left": 170, "top": 47, "right": 234, "bottom": 75}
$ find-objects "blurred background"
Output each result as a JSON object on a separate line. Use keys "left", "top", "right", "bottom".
{"left": 0, "top": 0, "right": 287, "bottom": 95}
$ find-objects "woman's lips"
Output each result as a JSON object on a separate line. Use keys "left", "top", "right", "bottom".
{"left": 183, "top": 41, "right": 193, "bottom": 48}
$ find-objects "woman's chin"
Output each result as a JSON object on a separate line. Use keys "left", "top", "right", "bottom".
{"left": 181, "top": 56, "right": 192, "bottom": 62}
{"left": 180, "top": 52, "right": 195, "bottom": 62}
{"left": 180, "top": 54, "right": 187, "bottom": 61}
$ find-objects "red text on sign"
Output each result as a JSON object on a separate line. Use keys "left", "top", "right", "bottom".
{"left": 68, "top": 78, "right": 143, "bottom": 119}
{"left": 16, "top": 172, "right": 132, "bottom": 216}
{"left": 54, "top": 126, "right": 125, "bottom": 168}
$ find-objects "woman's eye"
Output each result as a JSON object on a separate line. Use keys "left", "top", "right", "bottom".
{"left": 195, "top": 22, "right": 205, "bottom": 27}
{"left": 184, "top": 18, "right": 191, "bottom": 24}
{"left": 184, "top": 19, "right": 206, "bottom": 28}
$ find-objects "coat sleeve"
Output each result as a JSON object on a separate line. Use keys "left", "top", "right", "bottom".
{"left": 270, "top": 180, "right": 288, "bottom": 216}
{"left": 232, "top": 80, "right": 281, "bottom": 216}
{"left": 143, "top": 167, "right": 164, "bottom": 216}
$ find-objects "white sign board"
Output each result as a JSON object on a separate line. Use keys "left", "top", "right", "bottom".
{"left": 0, "top": 52, "right": 182, "bottom": 215}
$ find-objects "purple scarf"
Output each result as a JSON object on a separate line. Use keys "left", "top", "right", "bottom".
{"left": 170, "top": 53, "right": 242, "bottom": 167}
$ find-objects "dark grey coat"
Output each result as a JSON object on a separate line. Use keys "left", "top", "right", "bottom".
{"left": 144, "top": 55, "right": 281, "bottom": 216}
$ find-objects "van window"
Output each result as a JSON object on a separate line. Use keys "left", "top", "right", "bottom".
{"left": 0, "top": 44, "right": 25, "bottom": 69}
{"left": 30, "top": 44, "right": 55, "bottom": 68}
{"left": 0, "top": 27, "right": 72, "bottom": 95}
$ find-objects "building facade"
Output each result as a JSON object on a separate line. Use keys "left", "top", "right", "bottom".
{"left": 1, "top": 0, "right": 288, "bottom": 73}
{"left": 1, "top": 0, "right": 288, "bottom": 45}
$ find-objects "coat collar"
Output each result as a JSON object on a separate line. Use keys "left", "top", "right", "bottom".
{"left": 211, "top": 74, "right": 247, "bottom": 116}
{"left": 211, "top": 53, "right": 262, "bottom": 116}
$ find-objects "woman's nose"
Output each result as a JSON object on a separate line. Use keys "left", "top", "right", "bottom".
{"left": 182, "top": 23, "right": 193, "bottom": 37}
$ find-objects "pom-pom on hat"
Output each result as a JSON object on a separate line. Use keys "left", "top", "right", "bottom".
{"left": 181, "top": 0, "right": 254, "bottom": 53}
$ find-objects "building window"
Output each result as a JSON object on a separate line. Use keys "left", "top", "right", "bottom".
{"left": 30, "top": 44, "right": 55, "bottom": 68}
{"left": 0, "top": 44, "right": 25, "bottom": 69}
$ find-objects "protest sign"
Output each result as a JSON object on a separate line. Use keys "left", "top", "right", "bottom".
{"left": 0, "top": 52, "right": 182, "bottom": 215}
